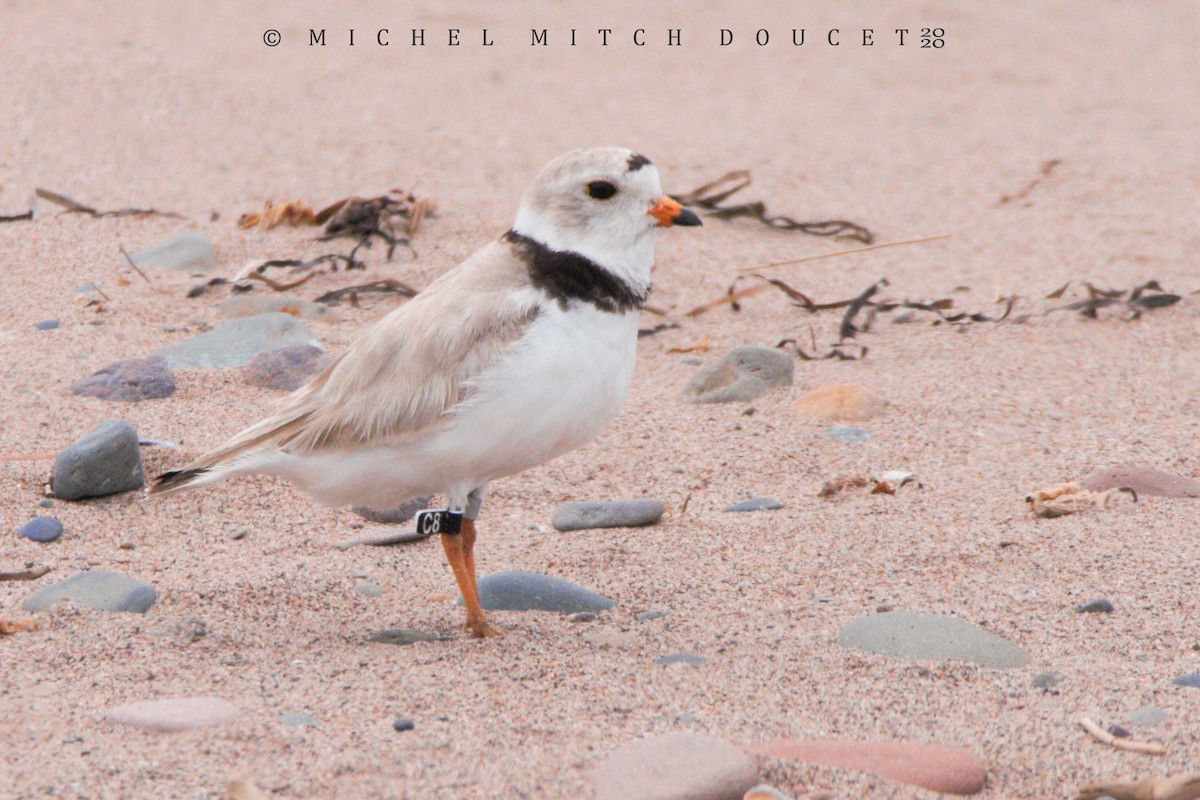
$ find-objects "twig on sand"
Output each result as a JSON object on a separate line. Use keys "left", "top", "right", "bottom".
{"left": 736, "top": 234, "right": 951, "bottom": 274}
{"left": 35, "top": 187, "right": 182, "bottom": 219}
{"left": 0, "top": 565, "right": 51, "bottom": 582}
{"left": 1075, "top": 772, "right": 1200, "bottom": 800}
{"left": 1078, "top": 716, "right": 1166, "bottom": 755}
{"left": 118, "top": 245, "right": 152, "bottom": 283}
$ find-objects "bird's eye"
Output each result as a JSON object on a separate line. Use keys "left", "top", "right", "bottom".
{"left": 586, "top": 181, "right": 618, "bottom": 200}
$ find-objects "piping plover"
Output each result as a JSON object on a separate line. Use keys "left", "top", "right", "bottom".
{"left": 151, "top": 147, "right": 701, "bottom": 638}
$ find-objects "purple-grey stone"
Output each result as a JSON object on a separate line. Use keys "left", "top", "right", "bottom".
{"left": 242, "top": 344, "right": 332, "bottom": 391}
{"left": 71, "top": 355, "right": 175, "bottom": 402}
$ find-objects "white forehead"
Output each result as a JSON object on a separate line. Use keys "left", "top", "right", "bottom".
{"left": 529, "top": 147, "right": 662, "bottom": 196}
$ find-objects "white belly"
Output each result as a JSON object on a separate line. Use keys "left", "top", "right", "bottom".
{"left": 286, "top": 304, "right": 640, "bottom": 508}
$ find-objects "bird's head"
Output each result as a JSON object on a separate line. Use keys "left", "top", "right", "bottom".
{"left": 512, "top": 147, "right": 701, "bottom": 292}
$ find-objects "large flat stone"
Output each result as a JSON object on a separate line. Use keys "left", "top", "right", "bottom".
{"left": 749, "top": 739, "right": 986, "bottom": 795}
{"left": 105, "top": 696, "right": 240, "bottom": 732}
{"left": 838, "top": 610, "right": 1028, "bottom": 669}
{"left": 466, "top": 571, "right": 615, "bottom": 613}
{"left": 1081, "top": 464, "right": 1200, "bottom": 498}
{"left": 684, "top": 346, "right": 793, "bottom": 404}
{"left": 551, "top": 499, "right": 665, "bottom": 531}
{"left": 156, "top": 313, "right": 321, "bottom": 369}
{"left": 24, "top": 570, "right": 157, "bottom": 613}
{"left": 71, "top": 355, "right": 175, "bottom": 402}
{"left": 595, "top": 732, "right": 758, "bottom": 800}
{"left": 128, "top": 232, "right": 217, "bottom": 274}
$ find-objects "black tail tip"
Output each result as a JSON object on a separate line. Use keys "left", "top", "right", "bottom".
{"left": 149, "top": 467, "right": 207, "bottom": 495}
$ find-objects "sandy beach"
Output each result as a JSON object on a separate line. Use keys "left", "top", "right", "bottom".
{"left": 3, "top": 2, "right": 1200, "bottom": 798}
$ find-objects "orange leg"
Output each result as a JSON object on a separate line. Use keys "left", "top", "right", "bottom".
{"left": 441, "top": 519, "right": 500, "bottom": 638}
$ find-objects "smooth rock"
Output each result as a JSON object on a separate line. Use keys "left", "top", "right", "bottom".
{"left": 367, "top": 629, "right": 444, "bottom": 646}
{"left": 655, "top": 653, "right": 705, "bottom": 666}
{"left": 18, "top": 517, "right": 63, "bottom": 543}
{"left": 838, "top": 610, "right": 1029, "bottom": 669}
{"left": 567, "top": 611, "right": 597, "bottom": 623}
{"left": 595, "top": 732, "right": 758, "bottom": 800}
{"left": 71, "top": 355, "right": 175, "bottom": 402}
{"left": 354, "top": 581, "right": 384, "bottom": 598}
{"left": 392, "top": 718, "right": 415, "bottom": 732}
{"left": 1172, "top": 673, "right": 1200, "bottom": 688}
{"left": 684, "top": 346, "right": 794, "bottom": 404}
{"left": 156, "top": 313, "right": 321, "bottom": 369}
{"left": 819, "top": 426, "right": 871, "bottom": 444}
{"left": 637, "top": 610, "right": 668, "bottom": 622}
{"left": 551, "top": 499, "right": 665, "bottom": 531}
{"left": 221, "top": 294, "right": 343, "bottom": 324}
{"left": 1033, "top": 671, "right": 1064, "bottom": 691}
{"left": 749, "top": 739, "right": 986, "bottom": 796}
{"left": 34, "top": 319, "right": 59, "bottom": 331}
{"left": 242, "top": 344, "right": 332, "bottom": 391}
{"left": 468, "top": 571, "right": 616, "bottom": 613}
{"left": 723, "top": 497, "right": 783, "bottom": 512}
{"left": 146, "top": 616, "right": 207, "bottom": 644}
{"left": 52, "top": 419, "right": 144, "bottom": 500}
{"left": 1127, "top": 706, "right": 1169, "bottom": 727}
{"left": 105, "top": 696, "right": 239, "bottom": 732}
{"left": 793, "top": 383, "right": 889, "bottom": 422}
{"left": 280, "top": 713, "right": 318, "bottom": 728}
{"left": 352, "top": 496, "right": 432, "bottom": 525}
{"left": 25, "top": 570, "right": 157, "bottom": 613}
{"left": 128, "top": 232, "right": 217, "bottom": 274}
{"left": 1081, "top": 464, "right": 1200, "bottom": 498}
{"left": 1076, "top": 598, "right": 1114, "bottom": 613}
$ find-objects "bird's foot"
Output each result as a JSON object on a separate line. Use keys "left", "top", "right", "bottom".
{"left": 465, "top": 617, "right": 502, "bottom": 639}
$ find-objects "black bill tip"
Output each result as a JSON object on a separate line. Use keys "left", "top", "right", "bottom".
{"left": 673, "top": 207, "right": 703, "bottom": 227}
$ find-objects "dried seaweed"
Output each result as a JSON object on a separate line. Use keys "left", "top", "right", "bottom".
{"left": 637, "top": 322, "right": 679, "bottom": 338}
{"left": 674, "top": 171, "right": 873, "bottom": 243}
{"left": 998, "top": 159, "right": 1062, "bottom": 205}
{"left": 1050, "top": 280, "right": 1181, "bottom": 320}
{"left": 320, "top": 192, "right": 433, "bottom": 261}
{"left": 315, "top": 279, "right": 419, "bottom": 306}
{"left": 35, "top": 187, "right": 182, "bottom": 219}
{"left": 0, "top": 210, "right": 33, "bottom": 223}
{"left": 238, "top": 199, "right": 316, "bottom": 229}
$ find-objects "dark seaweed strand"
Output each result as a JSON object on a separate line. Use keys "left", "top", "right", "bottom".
{"left": 503, "top": 230, "right": 646, "bottom": 313}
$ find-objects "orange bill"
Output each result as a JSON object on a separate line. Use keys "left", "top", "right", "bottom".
{"left": 649, "top": 195, "right": 703, "bottom": 227}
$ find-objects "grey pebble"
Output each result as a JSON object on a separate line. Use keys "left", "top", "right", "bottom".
{"left": 683, "top": 345, "right": 793, "bottom": 403}
{"left": 71, "top": 355, "right": 175, "bottom": 402}
{"left": 838, "top": 610, "right": 1029, "bottom": 669}
{"left": 636, "top": 610, "right": 668, "bottom": 622}
{"left": 39, "top": 499, "right": 54, "bottom": 508}
{"left": 655, "top": 654, "right": 705, "bottom": 666}
{"left": 392, "top": 718, "right": 415, "bottom": 732}
{"left": 228, "top": 527, "right": 249, "bottom": 540}
{"left": 367, "top": 629, "right": 445, "bottom": 646}
{"left": 467, "top": 571, "right": 615, "bottom": 613}
{"left": 35, "top": 320, "right": 59, "bottom": 331}
{"left": 1033, "top": 671, "right": 1064, "bottom": 691}
{"left": 1127, "top": 705, "right": 1169, "bottom": 727}
{"left": 128, "top": 232, "right": 217, "bottom": 274}
{"left": 723, "top": 497, "right": 783, "bottom": 512}
{"left": 1075, "top": 598, "right": 1114, "bottom": 613}
{"left": 354, "top": 581, "right": 384, "bottom": 598}
{"left": 567, "top": 612, "right": 597, "bottom": 623}
{"left": 242, "top": 344, "right": 332, "bottom": 391}
{"left": 52, "top": 419, "right": 144, "bottom": 500}
{"left": 1172, "top": 673, "right": 1200, "bottom": 688}
{"left": 156, "top": 313, "right": 321, "bottom": 369}
{"left": 820, "top": 425, "right": 872, "bottom": 444}
{"left": 551, "top": 499, "right": 665, "bottom": 532}
{"left": 18, "top": 517, "right": 63, "bottom": 543}
{"left": 24, "top": 569, "right": 157, "bottom": 613}
{"left": 280, "top": 713, "right": 319, "bottom": 728}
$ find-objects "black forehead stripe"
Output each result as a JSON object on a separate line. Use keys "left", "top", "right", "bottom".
{"left": 503, "top": 230, "right": 647, "bottom": 314}
{"left": 626, "top": 153, "right": 652, "bottom": 172}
